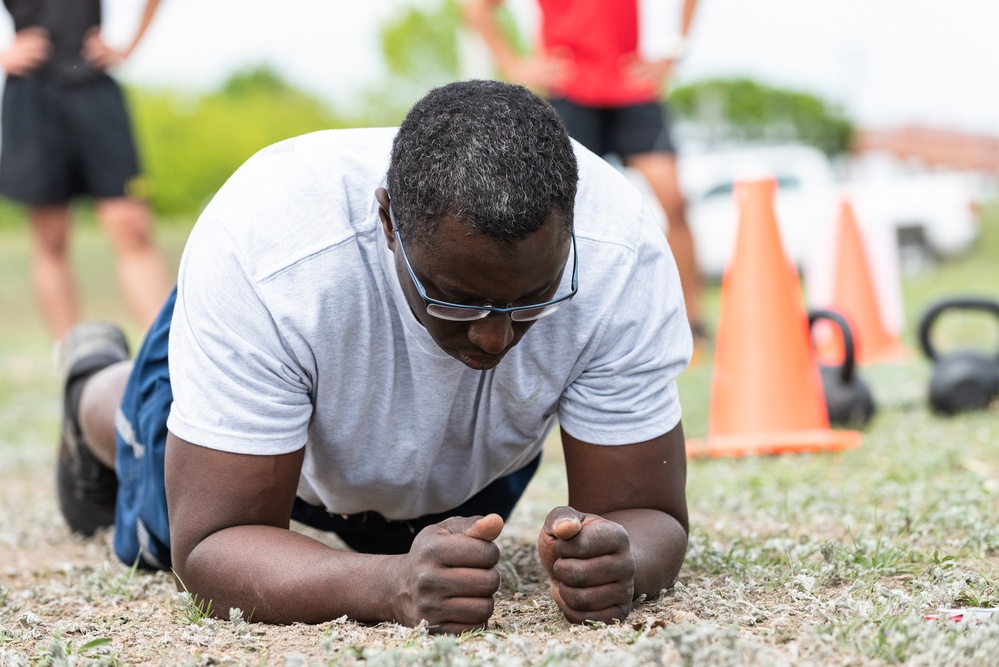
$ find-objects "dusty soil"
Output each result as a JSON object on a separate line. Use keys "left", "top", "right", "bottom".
{"left": 5, "top": 348, "right": 999, "bottom": 666}
{"left": 0, "top": 448, "right": 730, "bottom": 666}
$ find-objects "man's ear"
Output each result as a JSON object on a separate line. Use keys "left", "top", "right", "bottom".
{"left": 375, "top": 187, "right": 395, "bottom": 249}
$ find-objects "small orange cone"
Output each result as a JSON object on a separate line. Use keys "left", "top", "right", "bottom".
{"left": 688, "top": 178, "right": 861, "bottom": 458}
{"left": 815, "top": 200, "right": 906, "bottom": 365}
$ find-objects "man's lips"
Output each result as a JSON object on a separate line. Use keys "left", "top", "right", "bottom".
{"left": 455, "top": 350, "right": 506, "bottom": 370}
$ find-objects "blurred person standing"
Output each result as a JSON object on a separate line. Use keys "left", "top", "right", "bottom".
{"left": 464, "top": 0, "right": 707, "bottom": 344}
{"left": 0, "top": 0, "right": 170, "bottom": 339}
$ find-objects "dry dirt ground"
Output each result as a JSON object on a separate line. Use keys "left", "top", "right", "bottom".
{"left": 1, "top": 440, "right": 720, "bottom": 666}
{"left": 5, "top": 345, "right": 999, "bottom": 665}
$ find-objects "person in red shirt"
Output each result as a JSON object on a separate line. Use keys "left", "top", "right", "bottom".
{"left": 464, "top": 0, "right": 706, "bottom": 343}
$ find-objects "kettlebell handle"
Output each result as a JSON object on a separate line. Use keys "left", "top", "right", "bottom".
{"left": 808, "top": 309, "right": 856, "bottom": 383}
{"left": 917, "top": 296, "right": 999, "bottom": 362}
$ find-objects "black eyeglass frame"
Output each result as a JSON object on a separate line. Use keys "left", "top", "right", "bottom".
{"left": 389, "top": 205, "right": 578, "bottom": 322}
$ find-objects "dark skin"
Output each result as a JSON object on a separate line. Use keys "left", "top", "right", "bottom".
{"left": 165, "top": 188, "right": 688, "bottom": 631}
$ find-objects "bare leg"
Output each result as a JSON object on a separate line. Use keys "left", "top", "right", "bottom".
{"left": 625, "top": 153, "right": 703, "bottom": 333}
{"left": 95, "top": 197, "right": 170, "bottom": 331}
{"left": 28, "top": 204, "right": 79, "bottom": 339}
{"left": 78, "top": 360, "right": 133, "bottom": 469}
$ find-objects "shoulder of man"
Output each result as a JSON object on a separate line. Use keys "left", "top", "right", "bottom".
{"left": 571, "top": 142, "right": 656, "bottom": 251}
{"left": 188, "top": 128, "right": 397, "bottom": 281}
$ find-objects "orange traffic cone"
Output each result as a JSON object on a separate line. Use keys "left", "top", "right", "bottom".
{"left": 688, "top": 178, "right": 861, "bottom": 458}
{"left": 814, "top": 200, "right": 906, "bottom": 365}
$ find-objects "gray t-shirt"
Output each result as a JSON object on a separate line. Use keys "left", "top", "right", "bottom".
{"left": 166, "top": 128, "right": 691, "bottom": 520}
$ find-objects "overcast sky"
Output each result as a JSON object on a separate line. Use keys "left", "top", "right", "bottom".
{"left": 7, "top": 0, "right": 997, "bottom": 134}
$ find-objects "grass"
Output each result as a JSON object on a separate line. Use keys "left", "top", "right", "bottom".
{"left": 34, "top": 634, "right": 117, "bottom": 667}
{"left": 2, "top": 205, "right": 999, "bottom": 664}
{"left": 173, "top": 570, "right": 216, "bottom": 627}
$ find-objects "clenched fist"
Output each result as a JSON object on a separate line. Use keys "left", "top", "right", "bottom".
{"left": 538, "top": 506, "right": 636, "bottom": 625}
{"left": 392, "top": 514, "right": 504, "bottom": 634}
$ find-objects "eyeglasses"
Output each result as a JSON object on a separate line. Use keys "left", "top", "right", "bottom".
{"left": 390, "top": 206, "right": 578, "bottom": 322}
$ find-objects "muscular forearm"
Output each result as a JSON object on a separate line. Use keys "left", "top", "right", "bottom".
{"left": 603, "top": 508, "right": 687, "bottom": 599}
{"left": 179, "top": 525, "right": 400, "bottom": 624}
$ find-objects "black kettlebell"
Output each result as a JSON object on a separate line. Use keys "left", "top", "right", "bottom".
{"left": 917, "top": 297, "right": 999, "bottom": 415}
{"left": 808, "top": 309, "right": 876, "bottom": 428}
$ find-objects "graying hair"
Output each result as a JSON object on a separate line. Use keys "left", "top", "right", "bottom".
{"left": 387, "top": 80, "right": 578, "bottom": 247}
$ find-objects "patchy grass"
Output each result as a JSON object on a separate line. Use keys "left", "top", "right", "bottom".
{"left": 2, "top": 207, "right": 999, "bottom": 664}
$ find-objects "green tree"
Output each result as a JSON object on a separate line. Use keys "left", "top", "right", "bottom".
{"left": 129, "top": 66, "right": 349, "bottom": 217}
{"left": 382, "top": 0, "right": 461, "bottom": 84}
{"left": 359, "top": 0, "right": 462, "bottom": 125}
{"left": 669, "top": 78, "right": 854, "bottom": 156}
{"left": 358, "top": 0, "right": 528, "bottom": 125}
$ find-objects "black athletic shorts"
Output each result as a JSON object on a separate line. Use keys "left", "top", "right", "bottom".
{"left": 550, "top": 98, "right": 677, "bottom": 159}
{"left": 0, "top": 74, "right": 143, "bottom": 205}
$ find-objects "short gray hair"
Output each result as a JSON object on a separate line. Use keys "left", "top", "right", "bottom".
{"left": 387, "top": 80, "right": 578, "bottom": 246}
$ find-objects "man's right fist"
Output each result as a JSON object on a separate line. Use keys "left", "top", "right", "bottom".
{"left": 393, "top": 513, "right": 504, "bottom": 634}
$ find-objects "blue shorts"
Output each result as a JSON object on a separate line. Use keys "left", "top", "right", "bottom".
{"left": 113, "top": 287, "right": 542, "bottom": 569}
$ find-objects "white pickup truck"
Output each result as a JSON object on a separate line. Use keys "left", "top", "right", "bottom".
{"left": 635, "top": 143, "right": 987, "bottom": 279}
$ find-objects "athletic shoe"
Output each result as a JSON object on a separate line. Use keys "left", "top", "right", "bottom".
{"left": 56, "top": 321, "right": 130, "bottom": 536}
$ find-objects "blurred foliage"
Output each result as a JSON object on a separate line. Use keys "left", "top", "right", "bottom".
{"left": 669, "top": 77, "right": 854, "bottom": 156}
{"left": 359, "top": 0, "right": 462, "bottom": 125}
{"left": 357, "top": 0, "right": 528, "bottom": 125}
{"left": 381, "top": 0, "right": 460, "bottom": 84}
{"left": 127, "top": 65, "right": 350, "bottom": 218}
{"left": 0, "top": 8, "right": 860, "bottom": 225}
{"left": 0, "top": 199, "right": 24, "bottom": 228}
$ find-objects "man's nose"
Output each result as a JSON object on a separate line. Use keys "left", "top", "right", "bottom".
{"left": 467, "top": 313, "right": 514, "bottom": 354}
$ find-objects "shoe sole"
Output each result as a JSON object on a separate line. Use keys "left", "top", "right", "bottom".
{"left": 56, "top": 321, "right": 130, "bottom": 537}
